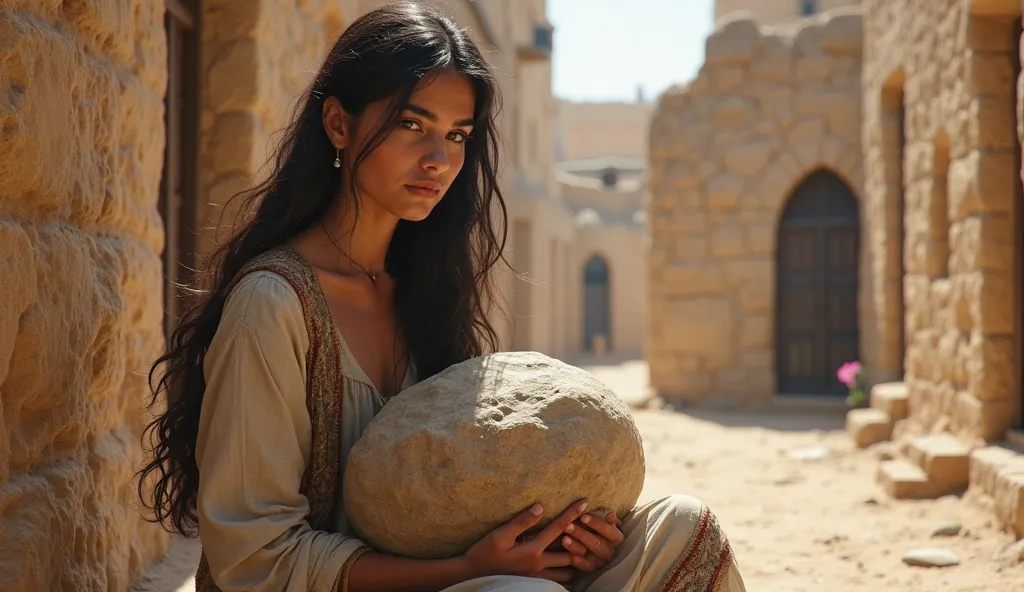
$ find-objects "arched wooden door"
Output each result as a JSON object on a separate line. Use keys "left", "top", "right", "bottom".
{"left": 583, "top": 255, "right": 610, "bottom": 352}
{"left": 776, "top": 170, "right": 860, "bottom": 395}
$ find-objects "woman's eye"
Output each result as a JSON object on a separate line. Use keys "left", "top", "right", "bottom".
{"left": 447, "top": 131, "right": 469, "bottom": 143}
{"left": 399, "top": 119, "right": 422, "bottom": 131}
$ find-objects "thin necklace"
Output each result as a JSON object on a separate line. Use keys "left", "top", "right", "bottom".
{"left": 320, "top": 220, "right": 378, "bottom": 284}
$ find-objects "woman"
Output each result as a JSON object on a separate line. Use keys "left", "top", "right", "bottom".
{"left": 139, "top": 3, "right": 747, "bottom": 591}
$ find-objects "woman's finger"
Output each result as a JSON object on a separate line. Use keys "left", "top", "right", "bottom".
{"left": 538, "top": 550, "right": 574, "bottom": 569}
{"left": 535, "top": 567, "right": 576, "bottom": 583}
{"left": 566, "top": 521, "right": 615, "bottom": 562}
{"left": 496, "top": 503, "right": 545, "bottom": 544}
{"left": 560, "top": 535, "right": 587, "bottom": 557}
{"left": 580, "top": 513, "right": 625, "bottom": 546}
{"left": 570, "top": 551, "right": 604, "bottom": 573}
{"left": 531, "top": 499, "right": 588, "bottom": 550}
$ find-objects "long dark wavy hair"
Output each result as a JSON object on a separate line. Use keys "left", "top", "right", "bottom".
{"left": 138, "top": 1, "right": 508, "bottom": 537}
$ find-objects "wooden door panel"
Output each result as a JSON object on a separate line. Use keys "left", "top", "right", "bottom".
{"left": 776, "top": 170, "right": 860, "bottom": 395}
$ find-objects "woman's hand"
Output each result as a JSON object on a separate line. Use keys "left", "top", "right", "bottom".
{"left": 560, "top": 510, "right": 625, "bottom": 573}
{"left": 460, "top": 500, "right": 590, "bottom": 584}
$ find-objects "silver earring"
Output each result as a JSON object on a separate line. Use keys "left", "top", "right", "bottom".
{"left": 333, "top": 147, "right": 341, "bottom": 169}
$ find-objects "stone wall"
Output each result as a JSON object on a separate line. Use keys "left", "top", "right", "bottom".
{"left": 647, "top": 9, "right": 865, "bottom": 402}
{"left": 715, "top": 0, "right": 862, "bottom": 27}
{"left": 862, "top": 0, "right": 1022, "bottom": 442}
{"left": 197, "top": 0, "right": 348, "bottom": 255}
{"left": 0, "top": 2, "right": 169, "bottom": 589}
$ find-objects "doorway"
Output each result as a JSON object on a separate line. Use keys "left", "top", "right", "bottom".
{"left": 582, "top": 255, "right": 611, "bottom": 353}
{"left": 776, "top": 169, "right": 860, "bottom": 395}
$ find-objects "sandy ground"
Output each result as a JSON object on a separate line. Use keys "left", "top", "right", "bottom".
{"left": 131, "top": 359, "right": 1024, "bottom": 592}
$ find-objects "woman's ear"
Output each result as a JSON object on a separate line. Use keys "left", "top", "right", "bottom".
{"left": 322, "top": 97, "right": 350, "bottom": 150}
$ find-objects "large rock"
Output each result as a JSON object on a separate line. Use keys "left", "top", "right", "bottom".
{"left": 344, "top": 351, "right": 646, "bottom": 559}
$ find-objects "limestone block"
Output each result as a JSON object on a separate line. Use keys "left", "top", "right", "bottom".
{"left": 209, "top": 112, "right": 260, "bottom": 174}
{"left": 796, "top": 57, "right": 834, "bottom": 84}
{"left": 966, "top": 15, "right": 1018, "bottom": 52}
{"left": 969, "top": 446, "right": 1020, "bottom": 497}
{"left": 738, "top": 349, "right": 772, "bottom": 371}
{"left": 966, "top": 50, "right": 1014, "bottom": 98}
{"left": 970, "top": 448, "right": 1024, "bottom": 538}
{"left": 966, "top": 270, "right": 1014, "bottom": 335}
{"left": 661, "top": 298, "right": 733, "bottom": 370}
{"left": 847, "top": 408, "right": 893, "bottom": 448}
{"left": 705, "top": 16, "right": 760, "bottom": 66}
{"left": 745, "top": 223, "right": 773, "bottom": 255}
{"left": 953, "top": 391, "right": 1014, "bottom": 441}
{"left": 906, "top": 435, "right": 970, "bottom": 487}
{"left": 953, "top": 214, "right": 1013, "bottom": 273}
{"left": 655, "top": 370, "right": 715, "bottom": 401}
{"left": 709, "top": 66, "right": 745, "bottom": 94}
{"left": 713, "top": 97, "right": 754, "bottom": 127}
{"left": 710, "top": 227, "right": 746, "bottom": 259}
{"left": 660, "top": 263, "right": 725, "bottom": 297}
{"left": 206, "top": 39, "right": 262, "bottom": 114}
{"left": 967, "top": 97, "right": 1017, "bottom": 151}
{"left": 344, "top": 352, "right": 646, "bottom": 559}
{"left": 672, "top": 236, "right": 710, "bottom": 262}
{"left": 821, "top": 11, "right": 863, "bottom": 55}
{"left": 723, "top": 141, "right": 773, "bottom": 176}
{"left": 757, "top": 88, "right": 794, "bottom": 123}
{"left": 753, "top": 35, "right": 790, "bottom": 85}
{"left": 738, "top": 283, "right": 771, "bottom": 314}
{"left": 788, "top": 118, "right": 826, "bottom": 143}
{"left": 965, "top": 334, "right": 1014, "bottom": 401}
{"left": 738, "top": 315, "right": 770, "bottom": 348}
{"left": 870, "top": 382, "right": 909, "bottom": 422}
{"left": 706, "top": 173, "right": 744, "bottom": 211}
{"left": 795, "top": 92, "right": 856, "bottom": 119}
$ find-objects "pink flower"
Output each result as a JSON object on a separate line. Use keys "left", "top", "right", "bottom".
{"left": 836, "top": 361, "right": 862, "bottom": 387}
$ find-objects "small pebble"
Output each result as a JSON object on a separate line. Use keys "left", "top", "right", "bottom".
{"left": 902, "top": 547, "right": 960, "bottom": 568}
{"left": 931, "top": 522, "right": 962, "bottom": 537}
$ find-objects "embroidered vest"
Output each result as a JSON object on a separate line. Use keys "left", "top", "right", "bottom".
{"left": 194, "top": 247, "right": 345, "bottom": 591}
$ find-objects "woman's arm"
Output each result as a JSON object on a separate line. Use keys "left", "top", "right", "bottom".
{"left": 343, "top": 501, "right": 590, "bottom": 592}
{"left": 196, "top": 273, "right": 368, "bottom": 592}
{"left": 342, "top": 553, "right": 476, "bottom": 592}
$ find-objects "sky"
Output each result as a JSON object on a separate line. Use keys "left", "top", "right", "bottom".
{"left": 548, "top": 0, "right": 714, "bottom": 102}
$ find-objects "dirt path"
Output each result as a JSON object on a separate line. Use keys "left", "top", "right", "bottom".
{"left": 635, "top": 406, "right": 1022, "bottom": 591}
{"left": 132, "top": 360, "right": 1024, "bottom": 591}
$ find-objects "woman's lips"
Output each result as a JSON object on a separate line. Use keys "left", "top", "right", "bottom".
{"left": 405, "top": 181, "right": 441, "bottom": 198}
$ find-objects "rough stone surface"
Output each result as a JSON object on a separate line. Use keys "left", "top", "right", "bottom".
{"left": 344, "top": 352, "right": 646, "bottom": 559}
{"left": 196, "top": 0, "right": 347, "bottom": 254}
{"left": 967, "top": 446, "right": 1024, "bottom": 537}
{"left": 0, "top": 2, "right": 169, "bottom": 589}
{"left": 647, "top": 9, "right": 865, "bottom": 402}
{"left": 861, "top": 0, "right": 1023, "bottom": 442}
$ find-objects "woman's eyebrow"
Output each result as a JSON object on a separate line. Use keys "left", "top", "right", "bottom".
{"left": 405, "top": 104, "right": 475, "bottom": 127}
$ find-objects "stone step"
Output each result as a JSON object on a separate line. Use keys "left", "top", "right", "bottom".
{"left": 877, "top": 459, "right": 942, "bottom": 499}
{"left": 969, "top": 446, "right": 1024, "bottom": 538}
{"left": 847, "top": 408, "right": 892, "bottom": 448}
{"left": 905, "top": 434, "right": 970, "bottom": 489}
{"left": 869, "top": 382, "right": 908, "bottom": 422}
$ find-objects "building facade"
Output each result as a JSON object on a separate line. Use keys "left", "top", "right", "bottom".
{"left": 650, "top": 0, "right": 1024, "bottom": 535}
{"left": 647, "top": 9, "right": 865, "bottom": 402}
{"left": 0, "top": 0, "right": 598, "bottom": 586}
{"left": 715, "top": 0, "right": 861, "bottom": 27}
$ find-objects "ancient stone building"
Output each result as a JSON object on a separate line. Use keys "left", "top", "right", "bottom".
{"left": 845, "top": 0, "right": 1024, "bottom": 537}
{"left": 0, "top": 0, "right": 568, "bottom": 587}
{"left": 716, "top": 0, "right": 860, "bottom": 27}
{"left": 647, "top": 9, "right": 865, "bottom": 402}
{"left": 650, "top": 0, "right": 1024, "bottom": 536}
{"left": 0, "top": 2, "right": 171, "bottom": 589}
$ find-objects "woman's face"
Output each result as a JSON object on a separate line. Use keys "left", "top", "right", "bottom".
{"left": 343, "top": 70, "right": 477, "bottom": 222}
